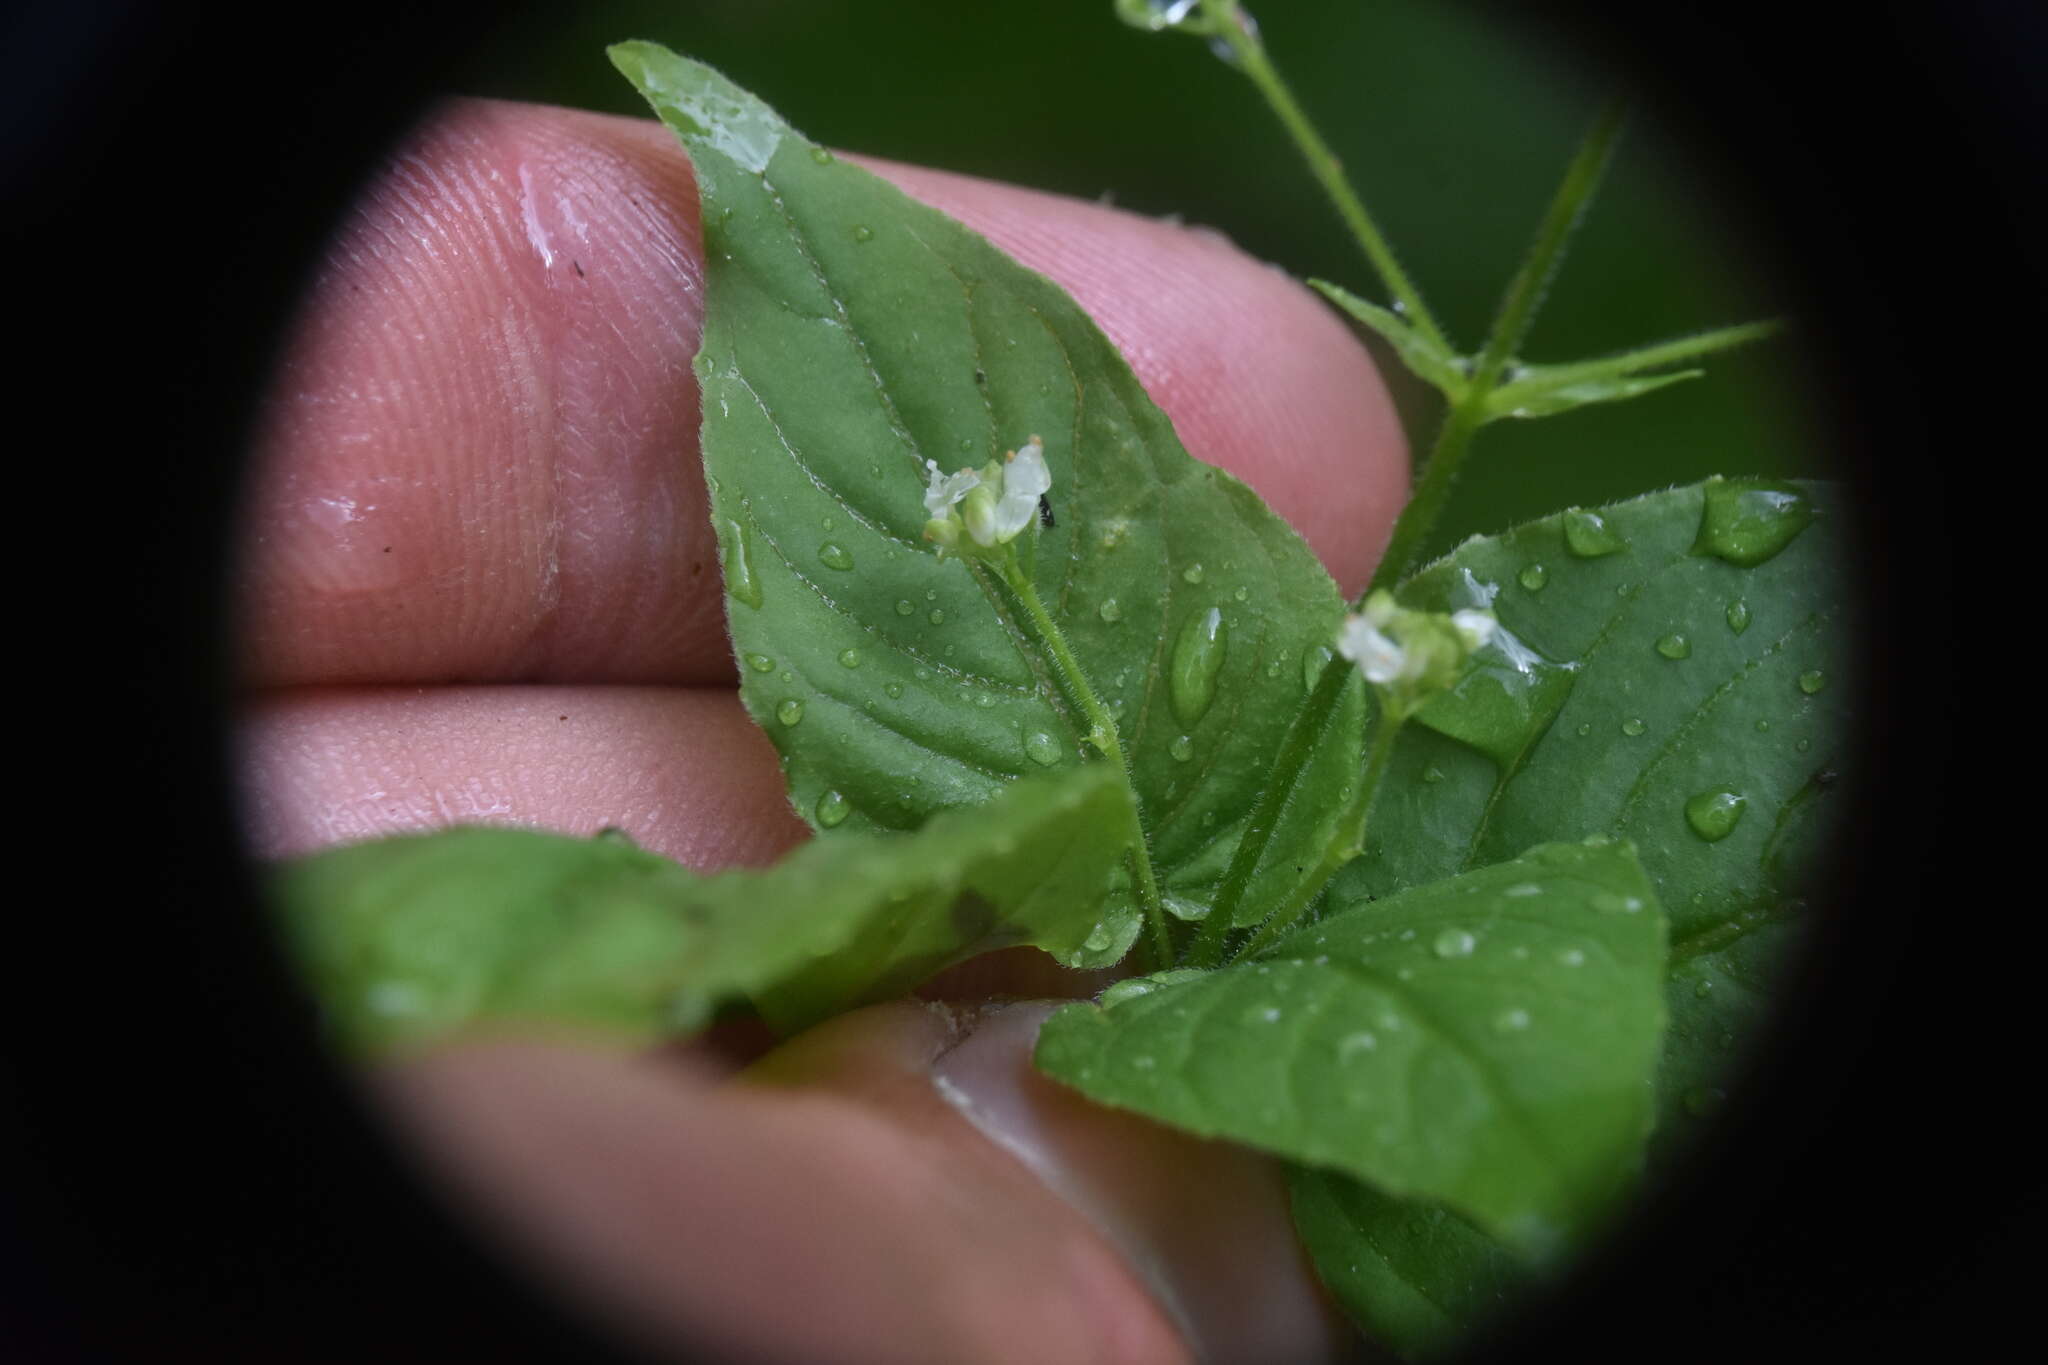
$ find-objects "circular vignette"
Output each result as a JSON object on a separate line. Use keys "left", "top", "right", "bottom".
{"left": 15, "top": 1, "right": 2028, "bottom": 1362}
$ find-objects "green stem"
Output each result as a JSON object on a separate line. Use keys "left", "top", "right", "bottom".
{"left": 1202, "top": 0, "right": 1452, "bottom": 355}
{"left": 1232, "top": 710, "right": 1405, "bottom": 963}
{"left": 1367, "top": 100, "right": 1627, "bottom": 594}
{"left": 1188, "top": 103, "right": 1633, "bottom": 964}
{"left": 1183, "top": 655, "right": 1354, "bottom": 968}
{"left": 1489, "top": 319, "right": 1784, "bottom": 398}
{"left": 999, "top": 558, "right": 1174, "bottom": 968}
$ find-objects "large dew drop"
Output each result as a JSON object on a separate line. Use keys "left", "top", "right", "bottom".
{"left": 722, "top": 519, "right": 762, "bottom": 608}
{"left": 1684, "top": 787, "right": 1747, "bottom": 841}
{"left": 1694, "top": 477, "right": 1813, "bottom": 566}
{"left": 815, "top": 790, "right": 850, "bottom": 827}
{"left": 776, "top": 698, "right": 805, "bottom": 726}
{"left": 1169, "top": 606, "right": 1228, "bottom": 728}
{"left": 1023, "top": 732, "right": 1061, "bottom": 766}
{"left": 817, "top": 542, "right": 854, "bottom": 571}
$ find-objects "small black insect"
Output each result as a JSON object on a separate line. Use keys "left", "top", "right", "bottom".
{"left": 1038, "top": 494, "right": 1055, "bottom": 528}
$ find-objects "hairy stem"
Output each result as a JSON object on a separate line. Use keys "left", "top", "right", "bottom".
{"left": 1371, "top": 101, "right": 1627, "bottom": 594}
{"left": 1190, "top": 104, "right": 1633, "bottom": 964}
{"left": 1202, "top": 0, "right": 1452, "bottom": 355}
{"left": 1231, "top": 710, "right": 1405, "bottom": 962}
{"left": 998, "top": 557, "right": 1174, "bottom": 968}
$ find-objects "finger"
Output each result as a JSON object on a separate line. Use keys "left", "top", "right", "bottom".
{"left": 375, "top": 1002, "right": 1353, "bottom": 1365}
{"left": 241, "top": 100, "right": 1405, "bottom": 690}
{"left": 237, "top": 685, "right": 808, "bottom": 867}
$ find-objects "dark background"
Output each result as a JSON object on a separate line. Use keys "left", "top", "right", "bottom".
{"left": 7, "top": 1, "right": 2034, "bottom": 1362}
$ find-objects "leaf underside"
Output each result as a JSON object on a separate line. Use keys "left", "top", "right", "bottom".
{"left": 276, "top": 766, "right": 1138, "bottom": 1052}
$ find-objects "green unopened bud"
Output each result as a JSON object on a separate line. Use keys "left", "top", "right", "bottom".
{"left": 961, "top": 482, "right": 1000, "bottom": 547}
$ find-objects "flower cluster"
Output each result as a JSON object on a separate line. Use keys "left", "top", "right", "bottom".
{"left": 1336, "top": 590, "right": 1497, "bottom": 719}
{"left": 922, "top": 436, "right": 1051, "bottom": 561}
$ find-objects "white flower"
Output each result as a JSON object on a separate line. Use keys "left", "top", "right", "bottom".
{"left": 924, "top": 460, "right": 983, "bottom": 519}
{"left": 922, "top": 436, "right": 1051, "bottom": 557}
{"left": 990, "top": 436, "right": 1050, "bottom": 543}
{"left": 1450, "top": 608, "right": 1497, "bottom": 651}
{"left": 1336, "top": 612, "right": 1408, "bottom": 685}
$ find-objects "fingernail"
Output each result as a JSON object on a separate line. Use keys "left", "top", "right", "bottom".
{"left": 930, "top": 1001, "right": 1351, "bottom": 1364}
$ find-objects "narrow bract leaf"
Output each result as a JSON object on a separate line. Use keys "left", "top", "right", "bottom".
{"left": 1035, "top": 841, "right": 1669, "bottom": 1258}
{"left": 275, "top": 766, "right": 1138, "bottom": 1053}
{"left": 1344, "top": 478, "right": 1850, "bottom": 1148}
{"left": 1289, "top": 1169, "right": 1526, "bottom": 1360}
{"left": 612, "top": 43, "right": 1359, "bottom": 941}
{"left": 1312, "top": 279, "right": 1469, "bottom": 399}
{"left": 1481, "top": 366, "right": 1702, "bottom": 421}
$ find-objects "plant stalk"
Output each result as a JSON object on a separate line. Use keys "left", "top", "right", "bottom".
{"left": 1202, "top": 0, "right": 1453, "bottom": 356}
{"left": 999, "top": 558, "right": 1175, "bottom": 968}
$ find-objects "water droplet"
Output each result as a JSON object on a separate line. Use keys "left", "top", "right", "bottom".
{"left": 1518, "top": 563, "right": 1548, "bottom": 591}
{"left": 1024, "top": 732, "right": 1061, "bottom": 766}
{"left": 776, "top": 698, "right": 805, "bottom": 726}
{"left": 1726, "top": 599, "right": 1751, "bottom": 634}
{"left": 1421, "top": 765, "right": 1445, "bottom": 784}
{"left": 779, "top": 670, "right": 793, "bottom": 683}
{"left": 1798, "top": 670, "right": 1827, "bottom": 695}
{"left": 1621, "top": 717, "right": 1647, "bottom": 737}
{"left": 1169, "top": 607, "right": 1227, "bottom": 727}
{"left": 1169, "top": 734, "right": 1195, "bottom": 762}
{"left": 1493, "top": 1008, "right": 1530, "bottom": 1033}
{"left": 721, "top": 520, "right": 762, "bottom": 608}
{"left": 1563, "top": 509, "right": 1625, "bottom": 557}
{"left": 1302, "top": 644, "right": 1334, "bottom": 693}
{"left": 895, "top": 599, "right": 915, "bottom": 616}
{"left": 815, "top": 790, "right": 849, "bottom": 827}
{"left": 817, "top": 542, "right": 854, "bottom": 571}
{"left": 1591, "top": 892, "right": 1644, "bottom": 914}
{"left": 821, "top": 515, "right": 836, "bottom": 532}
{"left": 1656, "top": 633, "right": 1692, "bottom": 660}
{"left": 928, "top": 609, "right": 946, "bottom": 625}
{"left": 1432, "top": 928, "right": 1476, "bottom": 958}
{"left": 1098, "top": 598, "right": 1123, "bottom": 623}
{"left": 1755, "top": 719, "right": 1770, "bottom": 732}
{"left": 851, "top": 224, "right": 874, "bottom": 243}
{"left": 1576, "top": 722, "right": 1592, "bottom": 737}
{"left": 1339, "top": 1032, "right": 1378, "bottom": 1059}
{"left": 1233, "top": 586, "right": 1249, "bottom": 603}
{"left": 884, "top": 682, "right": 904, "bottom": 700}
{"left": 1557, "top": 947, "right": 1585, "bottom": 967}
{"left": 1264, "top": 661, "right": 1281, "bottom": 678}
{"left": 1695, "top": 477, "right": 1813, "bottom": 566}
{"left": 1795, "top": 738, "right": 1811, "bottom": 753}
{"left": 1684, "top": 787, "right": 1747, "bottom": 841}
{"left": 833, "top": 648, "right": 861, "bottom": 670}
{"left": 1693, "top": 978, "right": 1715, "bottom": 999}
{"left": 1182, "top": 563, "right": 1205, "bottom": 585}
{"left": 809, "top": 146, "right": 833, "bottom": 164}
{"left": 744, "top": 653, "right": 776, "bottom": 673}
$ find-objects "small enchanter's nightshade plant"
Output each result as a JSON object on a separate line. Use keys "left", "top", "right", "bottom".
{"left": 271, "top": 6, "right": 1850, "bottom": 1360}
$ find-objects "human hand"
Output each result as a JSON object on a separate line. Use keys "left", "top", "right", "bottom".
{"left": 236, "top": 98, "right": 1406, "bottom": 1365}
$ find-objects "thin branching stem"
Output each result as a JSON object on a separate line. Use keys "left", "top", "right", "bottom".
{"left": 1202, "top": 0, "right": 1453, "bottom": 355}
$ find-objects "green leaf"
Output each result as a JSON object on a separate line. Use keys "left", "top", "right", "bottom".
{"left": 1035, "top": 840, "right": 1669, "bottom": 1258}
{"left": 274, "top": 766, "right": 1138, "bottom": 1054}
{"left": 611, "top": 43, "right": 1361, "bottom": 944}
{"left": 1481, "top": 366, "right": 1703, "bottom": 421}
{"left": 1311, "top": 279, "right": 1470, "bottom": 399}
{"left": 1289, "top": 1169, "right": 1526, "bottom": 1360}
{"left": 1345, "top": 477, "right": 1850, "bottom": 1143}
